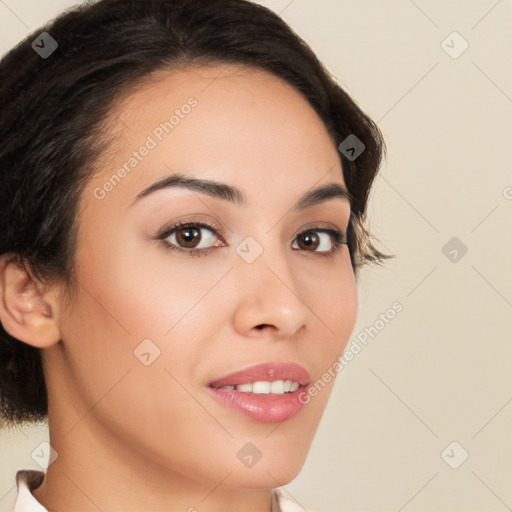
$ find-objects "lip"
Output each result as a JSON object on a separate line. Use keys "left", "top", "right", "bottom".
{"left": 208, "top": 362, "right": 311, "bottom": 388}
{"left": 206, "top": 362, "right": 311, "bottom": 424}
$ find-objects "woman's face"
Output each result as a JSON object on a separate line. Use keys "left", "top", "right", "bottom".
{"left": 53, "top": 64, "right": 358, "bottom": 489}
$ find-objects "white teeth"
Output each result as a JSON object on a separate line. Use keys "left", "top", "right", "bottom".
{"left": 252, "top": 381, "right": 270, "bottom": 394}
{"left": 270, "top": 380, "right": 285, "bottom": 394}
{"left": 216, "top": 380, "right": 300, "bottom": 394}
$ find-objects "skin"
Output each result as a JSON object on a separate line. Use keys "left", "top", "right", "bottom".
{"left": 0, "top": 64, "right": 358, "bottom": 512}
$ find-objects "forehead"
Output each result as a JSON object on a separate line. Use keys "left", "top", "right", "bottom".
{"left": 85, "top": 63, "right": 345, "bottom": 208}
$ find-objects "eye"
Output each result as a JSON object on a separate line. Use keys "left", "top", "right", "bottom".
{"left": 159, "top": 221, "right": 224, "bottom": 255}
{"left": 291, "top": 227, "right": 347, "bottom": 257}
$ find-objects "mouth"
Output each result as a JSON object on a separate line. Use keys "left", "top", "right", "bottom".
{"left": 210, "top": 379, "right": 302, "bottom": 394}
{"left": 208, "top": 361, "right": 311, "bottom": 391}
{"left": 205, "top": 362, "right": 312, "bottom": 423}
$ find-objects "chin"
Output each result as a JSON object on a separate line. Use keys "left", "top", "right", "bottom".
{"left": 221, "top": 444, "right": 309, "bottom": 490}
{"left": 224, "top": 463, "right": 305, "bottom": 490}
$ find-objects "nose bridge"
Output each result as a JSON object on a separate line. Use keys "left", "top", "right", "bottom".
{"left": 232, "top": 230, "right": 310, "bottom": 335}
{"left": 235, "top": 231, "right": 295, "bottom": 291}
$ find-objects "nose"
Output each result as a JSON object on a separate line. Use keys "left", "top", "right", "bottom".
{"left": 231, "top": 240, "right": 311, "bottom": 340}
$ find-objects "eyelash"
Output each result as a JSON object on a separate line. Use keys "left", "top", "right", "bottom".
{"left": 156, "top": 220, "right": 348, "bottom": 259}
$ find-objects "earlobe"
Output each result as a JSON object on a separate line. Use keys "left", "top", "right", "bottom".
{"left": 0, "top": 255, "right": 61, "bottom": 348}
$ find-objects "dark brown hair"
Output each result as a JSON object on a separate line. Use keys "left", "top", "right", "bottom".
{"left": 0, "top": 0, "right": 392, "bottom": 427}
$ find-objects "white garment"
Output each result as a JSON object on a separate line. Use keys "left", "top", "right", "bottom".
{"left": 12, "top": 469, "right": 314, "bottom": 512}
{"left": 12, "top": 471, "right": 46, "bottom": 512}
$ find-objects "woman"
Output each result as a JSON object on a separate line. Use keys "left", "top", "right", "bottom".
{"left": 0, "top": 0, "right": 391, "bottom": 510}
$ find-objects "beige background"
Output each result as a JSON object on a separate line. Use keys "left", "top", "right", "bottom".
{"left": 1, "top": 1, "right": 511, "bottom": 511}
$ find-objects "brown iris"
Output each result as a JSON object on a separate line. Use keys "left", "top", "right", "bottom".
{"left": 297, "top": 230, "right": 320, "bottom": 251}
{"left": 176, "top": 226, "right": 202, "bottom": 248}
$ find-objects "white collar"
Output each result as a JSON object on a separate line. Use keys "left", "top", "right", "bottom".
{"left": 13, "top": 470, "right": 47, "bottom": 511}
{"left": 13, "top": 469, "right": 310, "bottom": 512}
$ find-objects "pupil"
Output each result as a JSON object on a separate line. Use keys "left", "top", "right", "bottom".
{"left": 179, "top": 227, "right": 200, "bottom": 247}
{"left": 302, "top": 232, "right": 318, "bottom": 249}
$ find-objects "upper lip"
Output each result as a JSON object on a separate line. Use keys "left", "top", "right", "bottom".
{"left": 208, "top": 362, "right": 311, "bottom": 388}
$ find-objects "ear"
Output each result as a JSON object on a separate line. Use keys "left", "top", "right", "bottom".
{"left": 0, "top": 254, "right": 62, "bottom": 348}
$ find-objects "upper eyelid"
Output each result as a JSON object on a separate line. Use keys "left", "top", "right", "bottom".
{"left": 160, "top": 220, "right": 343, "bottom": 234}
{"left": 158, "top": 219, "right": 221, "bottom": 238}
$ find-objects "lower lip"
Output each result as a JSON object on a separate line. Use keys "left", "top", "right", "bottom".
{"left": 206, "top": 386, "right": 308, "bottom": 423}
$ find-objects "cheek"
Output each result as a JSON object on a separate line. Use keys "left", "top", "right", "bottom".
{"left": 299, "top": 253, "right": 358, "bottom": 402}
{"left": 59, "top": 241, "right": 225, "bottom": 476}
{"left": 72, "top": 221, "right": 225, "bottom": 339}
{"left": 63, "top": 226, "right": 231, "bottom": 411}
{"left": 304, "top": 251, "right": 358, "bottom": 352}
{"left": 324, "top": 265, "right": 357, "bottom": 331}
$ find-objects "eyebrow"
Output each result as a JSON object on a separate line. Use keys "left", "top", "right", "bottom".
{"left": 131, "top": 173, "right": 353, "bottom": 211}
